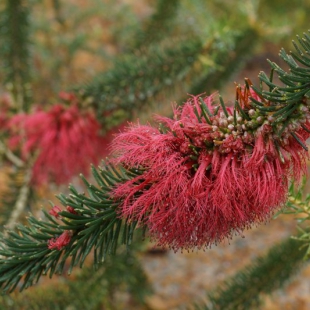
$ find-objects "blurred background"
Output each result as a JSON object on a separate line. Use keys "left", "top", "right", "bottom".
{"left": 0, "top": 0, "right": 310, "bottom": 309}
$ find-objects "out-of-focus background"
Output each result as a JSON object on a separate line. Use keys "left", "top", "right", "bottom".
{"left": 0, "top": 0, "right": 310, "bottom": 309}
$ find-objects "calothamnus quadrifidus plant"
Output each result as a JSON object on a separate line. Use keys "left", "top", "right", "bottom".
{"left": 1, "top": 31, "right": 310, "bottom": 293}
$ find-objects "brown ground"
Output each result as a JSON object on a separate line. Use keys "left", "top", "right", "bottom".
{"left": 141, "top": 214, "right": 310, "bottom": 310}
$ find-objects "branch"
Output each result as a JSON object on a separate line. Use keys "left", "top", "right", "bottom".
{"left": 252, "top": 30, "right": 310, "bottom": 134}
{"left": 190, "top": 27, "right": 260, "bottom": 95}
{"left": 0, "top": 0, "right": 32, "bottom": 111}
{"left": 74, "top": 37, "right": 203, "bottom": 129}
{"left": 0, "top": 164, "right": 144, "bottom": 293}
{"left": 133, "top": 0, "right": 180, "bottom": 49}
{"left": 4, "top": 167, "right": 31, "bottom": 230}
{"left": 0, "top": 140, "right": 24, "bottom": 168}
{"left": 0, "top": 243, "right": 150, "bottom": 308}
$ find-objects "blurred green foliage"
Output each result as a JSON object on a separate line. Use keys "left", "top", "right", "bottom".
{"left": 1, "top": 0, "right": 309, "bottom": 105}
{"left": 0, "top": 0, "right": 32, "bottom": 111}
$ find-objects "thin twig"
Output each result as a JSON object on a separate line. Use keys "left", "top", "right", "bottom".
{"left": 0, "top": 140, "right": 24, "bottom": 168}
{"left": 5, "top": 168, "right": 32, "bottom": 230}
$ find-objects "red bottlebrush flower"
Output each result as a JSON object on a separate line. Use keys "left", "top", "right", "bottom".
{"left": 111, "top": 93, "right": 310, "bottom": 251}
{"left": 48, "top": 230, "right": 72, "bottom": 250}
{"left": 49, "top": 206, "right": 62, "bottom": 218}
{"left": 7, "top": 104, "right": 107, "bottom": 184}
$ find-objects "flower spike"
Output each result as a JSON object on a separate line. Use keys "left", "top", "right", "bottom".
{"left": 111, "top": 88, "right": 310, "bottom": 250}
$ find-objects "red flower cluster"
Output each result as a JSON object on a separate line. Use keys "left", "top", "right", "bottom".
{"left": 49, "top": 206, "right": 61, "bottom": 218}
{"left": 111, "top": 93, "right": 310, "bottom": 251}
{"left": 8, "top": 102, "right": 106, "bottom": 184}
{"left": 47, "top": 205, "right": 77, "bottom": 251}
{"left": 48, "top": 231, "right": 72, "bottom": 251}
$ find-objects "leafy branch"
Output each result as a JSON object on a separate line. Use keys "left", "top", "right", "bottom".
{"left": 251, "top": 30, "right": 310, "bottom": 139}
{"left": 0, "top": 242, "right": 150, "bottom": 309}
{"left": 132, "top": 0, "right": 180, "bottom": 49}
{"left": 5, "top": 167, "right": 32, "bottom": 230}
{"left": 0, "top": 0, "right": 32, "bottom": 112}
{"left": 0, "top": 164, "right": 144, "bottom": 293}
{"left": 75, "top": 37, "right": 203, "bottom": 129}
{"left": 0, "top": 140, "right": 24, "bottom": 168}
{"left": 190, "top": 27, "right": 260, "bottom": 95}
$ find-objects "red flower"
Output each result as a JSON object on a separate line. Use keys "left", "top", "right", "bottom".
{"left": 111, "top": 94, "right": 310, "bottom": 251}
{"left": 8, "top": 104, "right": 106, "bottom": 184}
{"left": 49, "top": 206, "right": 61, "bottom": 218}
{"left": 48, "top": 231, "right": 72, "bottom": 250}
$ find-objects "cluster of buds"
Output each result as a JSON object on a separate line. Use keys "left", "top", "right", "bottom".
{"left": 172, "top": 86, "right": 310, "bottom": 170}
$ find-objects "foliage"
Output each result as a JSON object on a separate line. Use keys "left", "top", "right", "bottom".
{"left": 0, "top": 167, "right": 33, "bottom": 229}
{"left": 0, "top": 164, "right": 144, "bottom": 293}
{"left": 283, "top": 183, "right": 310, "bottom": 257}
{"left": 28, "top": 0, "right": 140, "bottom": 101}
{"left": 0, "top": 0, "right": 32, "bottom": 111}
{"left": 0, "top": 168, "right": 26, "bottom": 227}
{"left": 193, "top": 237, "right": 307, "bottom": 310}
{"left": 0, "top": 243, "right": 150, "bottom": 310}
{"left": 189, "top": 27, "right": 259, "bottom": 95}
{"left": 132, "top": 0, "right": 181, "bottom": 49}
{"left": 75, "top": 37, "right": 203, "bottom": 129}
{"left": 251, "top": 31, "right": 310, "bottom": 141}
{"left": 257, "top": 0, "right": 310, "bottom": 44}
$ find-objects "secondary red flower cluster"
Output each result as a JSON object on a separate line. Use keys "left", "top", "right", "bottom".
{"left": 7, "top": 98, "right": 107, "bottom": 184}
{"left": 111, "top": 91, "right": 310, "bottom": 250}
{"left": 47, "top": 205, "right": 77, "bottom": 250}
